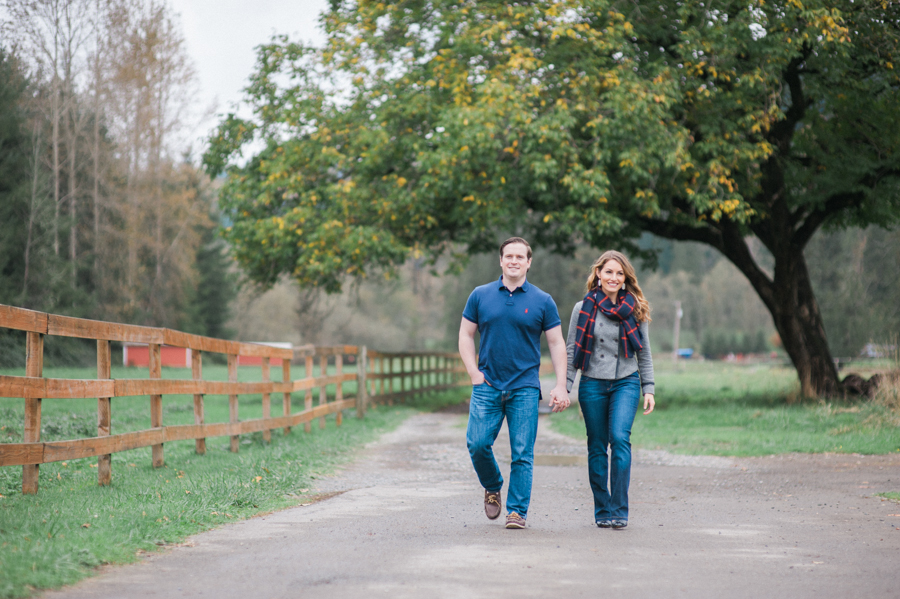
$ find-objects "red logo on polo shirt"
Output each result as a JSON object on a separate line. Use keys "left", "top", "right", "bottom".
{"left": 525, "top": 308, "right": 528, "bottom": 313}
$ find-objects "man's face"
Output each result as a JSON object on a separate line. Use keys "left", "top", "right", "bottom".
{"left": 500, "top": 242, "right": 532, "bottom": 280}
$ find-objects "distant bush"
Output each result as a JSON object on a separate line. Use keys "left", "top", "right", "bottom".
{"left": 702, "top": 328, "right": 769, "bottom": 358}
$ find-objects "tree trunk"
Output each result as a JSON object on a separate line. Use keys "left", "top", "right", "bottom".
{"left": 66, "top": 93, "right": 78, "bottom": 290}
{"left": 52, "top": 75, "right": 61, "bottom": 257}
{"left": 716, "top": 223, "right": 842, "bottom": 398}
{"left": 23, "top": 119, "right": 43, "bottom": 303}
{"left": 642, "top": 214, "right": 843, "bottom": 398}
{"left": 767, "top": 252, "right": 840, "bottom": 398}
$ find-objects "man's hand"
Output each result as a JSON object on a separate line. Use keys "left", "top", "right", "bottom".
{"left": 459, "top": 318, "right": 485, "bottom": 386}
{"left": 548, "top": 385, "right": 570, "bottom": 413}
{"left": 545, "top": 326, "right": 570, "bottom": 413}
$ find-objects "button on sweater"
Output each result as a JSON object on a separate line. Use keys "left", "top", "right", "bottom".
{"left": 565, "top": 301, "right": 655, "bottom": 395}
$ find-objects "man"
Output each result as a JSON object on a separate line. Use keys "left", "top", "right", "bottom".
{"left": 459, "top": 237, "right": 570, "bottom": 529}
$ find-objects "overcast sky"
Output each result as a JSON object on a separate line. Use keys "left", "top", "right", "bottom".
{"left": 169, "top": 0, "right": 329, "bottom": 142}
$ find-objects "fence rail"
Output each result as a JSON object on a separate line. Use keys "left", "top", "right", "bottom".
{"left": 0, "top": 304, "right": 467, "bottom": 494}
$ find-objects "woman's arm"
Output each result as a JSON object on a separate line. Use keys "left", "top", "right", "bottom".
{"left": 565, "top": 302, "right": 581, "bottom": 393}
{"left": 637, "top": 320, "right": 655, "bottom": 414}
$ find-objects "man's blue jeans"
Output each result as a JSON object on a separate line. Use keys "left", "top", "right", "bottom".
{"left": 466, "top": 384, "right": 540, "bottom": 519}
{"left": 578, "top": 373, "right": 641, "bottom": 521}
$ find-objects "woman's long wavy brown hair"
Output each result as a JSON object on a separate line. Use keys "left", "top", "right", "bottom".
{"left": 585, "top": 250, "right": 652, "bottom": 323}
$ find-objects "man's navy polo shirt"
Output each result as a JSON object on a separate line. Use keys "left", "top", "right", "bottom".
{"left": 462, "top": 276, "right": 561, "bottom": 391}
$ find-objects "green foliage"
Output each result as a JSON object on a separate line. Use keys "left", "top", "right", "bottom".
{"left": 0, "top": 49, "right": 31, "bottom": 307}
{"left": 205, "top": 1, "right": 900, "bottom": 292}
{"left": 181, "top": 217, "right": 238, "bottom": 339}
{"left": 701, "top": 328, "right": 769, "bottom": 357}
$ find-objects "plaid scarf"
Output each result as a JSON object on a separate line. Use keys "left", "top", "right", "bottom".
{"left": 572, "top": 288, "right": 644, "bottom": 370}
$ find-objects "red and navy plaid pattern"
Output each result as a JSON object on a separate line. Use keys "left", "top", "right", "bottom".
{"left": 572, "top": 289, "right": 602, "bottom": 370}
{"left": 572, "top": 289, "right": 644, "bottom": 370}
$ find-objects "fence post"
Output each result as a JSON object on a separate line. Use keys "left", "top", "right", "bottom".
{"left": 405, "top": 356, "right": 411, "bottom": 401}
{"left": 356, "top": 346, "right": 367, "bottom": 418}
{"left": 228, "top": 354, "right": 239, "bottom": 452}
{"left": 97, "top": 340, "right": 112, "bottom": 486}
{"left": 319, "top": 355, "right": 328, "bottom": 429}
{"left": 304, "top": 354, "right": 312, "bottom": 433}
{"left": 261, "top": 357, "right": 271, "bottom": 443}
{"left": 335, "top": 353, "right": 343, "bottom": 426}
{"left": 149, "top": 343, "right": 164, "bottom": 468}
{"left": 22, "top": 331, "right": 43, "bottom": 494}
{"left": 283, "top": 358, "right": 292, "bottom": 435}
{"left": 193, "top": 350, "right": 206, "bottom": 454}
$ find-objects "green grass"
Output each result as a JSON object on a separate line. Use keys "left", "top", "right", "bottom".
{"left": 0, "top": 364, "right": 468, "bottom": 599}
{"left": 550, "top": 360, "right": 900, "bottom": 456}
{"left": 876, "top": 492, "right": 900, "bottom": 503}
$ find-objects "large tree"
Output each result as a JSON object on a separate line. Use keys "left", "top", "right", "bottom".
{"left": 204, "top": 0, "right": 900, "bottom": 396}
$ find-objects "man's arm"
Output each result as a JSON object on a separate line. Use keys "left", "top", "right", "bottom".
{"left": 545, "top": 325, "right": 570, "bottom": 412}
{"left": 458, "top": 317, "right": 485, "bottom": 385}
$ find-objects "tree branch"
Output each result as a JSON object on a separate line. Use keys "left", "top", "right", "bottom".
{"left": 636, "top": 215, "right": 725, "bottom": 252}
{"left": 793, "top": 167, "right": 900, "bottom": 248}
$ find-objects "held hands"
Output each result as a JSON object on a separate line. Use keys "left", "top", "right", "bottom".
{"left": 643, "top": 393, "right": 655, "bottom": 415}
{"left": 548, "top": 386, "right": 570, "bottom": 413}
{"left": 472, "top": 372, "right": 573, "bottom": 413}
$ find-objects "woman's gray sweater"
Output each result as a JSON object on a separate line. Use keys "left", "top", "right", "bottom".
{"left": 565, "top": 301, "right": 655, "bottom": 395}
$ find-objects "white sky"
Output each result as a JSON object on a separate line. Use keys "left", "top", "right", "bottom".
{"left": 169, "top": 0, "right": 329, "bottom": 143}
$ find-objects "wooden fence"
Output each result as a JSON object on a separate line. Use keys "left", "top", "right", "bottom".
{"left": 0, "top": 304, "right": 467, "bottom": 495}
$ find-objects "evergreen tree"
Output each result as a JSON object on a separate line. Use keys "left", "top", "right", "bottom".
{"left": 0, "top": 49, "right": 30, "bottom": 307}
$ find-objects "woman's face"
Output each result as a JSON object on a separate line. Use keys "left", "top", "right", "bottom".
{"left": 598, "top": 259, "right": 625, "bottom": 299}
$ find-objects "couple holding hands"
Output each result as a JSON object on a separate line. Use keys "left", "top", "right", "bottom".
{"left": 459, "top": 237, "right": 655, "bottom": 530}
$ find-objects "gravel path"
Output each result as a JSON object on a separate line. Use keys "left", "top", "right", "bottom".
{"left": 43, "top": 405, "right": 900, "bottom": 599}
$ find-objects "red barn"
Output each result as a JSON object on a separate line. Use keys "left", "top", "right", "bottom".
{"left": 122, "top": 343, "right": 191, "bottom": 368}
{"left": 122, "top": 342, "right": 293, "bottom": 368}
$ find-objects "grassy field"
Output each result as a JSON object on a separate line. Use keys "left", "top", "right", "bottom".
{"left": 0, "top": 363, "right": 468, "bottom": 599}
{"left": 550, "top": 360, "right": 900, "bottom": 456}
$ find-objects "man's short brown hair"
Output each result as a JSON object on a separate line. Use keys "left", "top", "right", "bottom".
{"left": 499, "top": 237, "right": 532, "bottom": 260}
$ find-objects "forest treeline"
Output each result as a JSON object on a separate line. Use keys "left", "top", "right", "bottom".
{"left": 0, "top": 0, "right": 234, "bottom": 363}
{"left": 224, "top": 227, "right": 899, "bottom": 361}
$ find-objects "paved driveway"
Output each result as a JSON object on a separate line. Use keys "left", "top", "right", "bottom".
{"left": 43, "top": 408, "right": 900, "bottom": 599}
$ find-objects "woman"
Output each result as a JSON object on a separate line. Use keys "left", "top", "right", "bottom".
{"left": 565, "top": 250, "right": 655, "bottom": 529}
